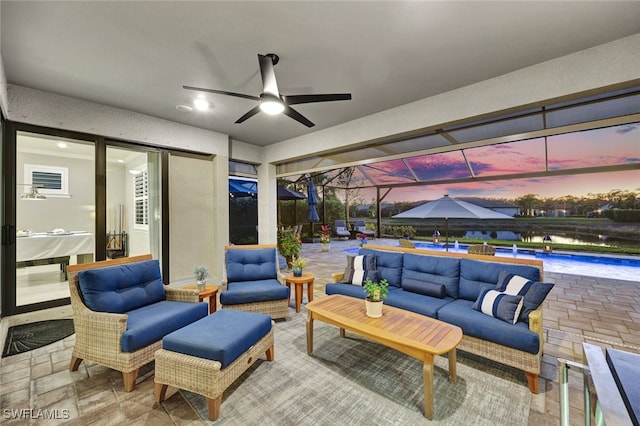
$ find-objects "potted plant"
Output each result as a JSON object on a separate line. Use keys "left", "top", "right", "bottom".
{"left": 193, "top": 265, "right": 209, "bottom": 291}
{"left": 319, "top": 224, "right": 331, "bottom": 252}
{"left": 278, "top": 227, "right": 301, "bottom": 267}
{"left": 362, "top": 278, "right": 389, "bottom": 318}
{"left": 290, "top": 256, "right": 308, "bottom": 277}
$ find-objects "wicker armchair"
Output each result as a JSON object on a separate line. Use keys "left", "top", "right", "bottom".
{"left": 67, "top": 254, "right": 201, "bottom": 391}
{"left": 220, "top": 244, "right": 290, "bottom": 319}
{"left": 467, "top": 244, "right": 496, "bottom": 256}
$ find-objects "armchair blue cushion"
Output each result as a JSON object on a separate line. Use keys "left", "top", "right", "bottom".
{"left": 226, "top": 248, "right": 277, "bottom": 282}
{"left": 78, "top": 259, "right": 165, "bottom": 313}
{"left": 220, "top": 279, "right": 289, "bottom": 305}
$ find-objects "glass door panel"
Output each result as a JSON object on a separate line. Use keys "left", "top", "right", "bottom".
{"left": 16, "top": 132, "right": 95, "bottom": 307}
{"left": 106, "top": 146, "right": 161, "bottom": 261}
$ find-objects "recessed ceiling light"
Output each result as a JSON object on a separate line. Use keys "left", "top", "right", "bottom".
{"left": 193, "top": 98, "right": 210, "bottom": 111}
{"left": 176, "top": 104, "right": 193, "bottom": 112}
{"left": 57, "top": 142, "right": 68, "bottom": 148}
{"left": 129, "top": 169, "right": 142, "bottom": 175}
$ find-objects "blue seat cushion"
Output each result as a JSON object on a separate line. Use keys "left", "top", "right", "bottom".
{"left": 458, "top": 259, "right": 540, "bottom": 302}
{"left": 325, "top": 283, "right": 367, "bottom": 299}
{"left": 385, "top": 288, "right": 454, "bottom": 318}
{"left": 78, "top": 260, "right": 165, "bottom": 313}
{"left": 437, "top": 299, "right": 540, "bottom": 354}
{"left": 220, "top": 279, "right": 289, "bottom": 305}
{"left": 162, "top": 310, "right": 272, "bottom": 368}
{"left": 121, "top": 300, "right": 207, "bottom": 352}
{"left": 359, "top": 248, "right": 404, "bottom": 287}
{"left": 226, "top": 248, "right": 277, "bottom": 283}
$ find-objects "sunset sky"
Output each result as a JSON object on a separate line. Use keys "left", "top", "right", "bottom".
{"left": 333, "top": 123, "right": 639, "bottom": 202}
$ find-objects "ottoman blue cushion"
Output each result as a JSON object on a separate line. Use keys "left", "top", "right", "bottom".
{"left": 122, "top": 300, "right": 208, "bottom": 352}
{"left": 78, "top": 259, "right": 165, "bottom": 313}
{"left": 220, "top": 279, "right": 289, "bottom": 305}
{"left": 162, "top": 310, "right": 272, "bottom": 368}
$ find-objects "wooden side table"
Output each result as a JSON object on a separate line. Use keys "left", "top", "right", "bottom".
{"left": 183, "top": 284, "right": 219, "bottom": 314}
{"left": 285, "top": 274, "right": 315, "bottom": 313}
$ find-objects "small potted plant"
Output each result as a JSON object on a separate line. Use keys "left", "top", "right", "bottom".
{"left": 193, "top": 265, "right": 209, "bottom": 291}
{"left": 362, "top": 278, "right": 389, "bottom": 318}
{"left": 290, "top": 256, "right": 308, "bottom": 277}
{"left": 319, "top": 225, "right": 331, "bottom": 252}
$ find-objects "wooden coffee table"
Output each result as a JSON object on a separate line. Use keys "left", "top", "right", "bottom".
{"left": 305, "top": 294, "right": 463, "bottom": 419}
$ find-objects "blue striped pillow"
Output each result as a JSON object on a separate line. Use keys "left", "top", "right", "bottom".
{"left": 473, "top": 289, "right": 524, "bottom": 324}
{"left": 496, "top": 271, "right": 555, "bottom": 323}
{"left": 342, "top": 255, "right": 377, "bottom": 285}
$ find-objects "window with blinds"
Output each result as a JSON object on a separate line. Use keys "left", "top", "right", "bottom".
{"left": 133, "top": 171, "right": 149, "bottom": 229}
{"left": 24, "top": 164, "right": 69, "bottom": 196}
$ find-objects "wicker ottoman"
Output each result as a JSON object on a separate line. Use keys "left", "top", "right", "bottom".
{"left": 154, "top": 310, "right": 274, "bottom": 420}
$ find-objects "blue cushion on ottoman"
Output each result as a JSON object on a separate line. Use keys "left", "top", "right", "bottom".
{"left": 162, "top": 310, "right": 272, "bottom": 368}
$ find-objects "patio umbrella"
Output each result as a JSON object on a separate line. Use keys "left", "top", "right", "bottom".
{"left": 392, "top": 195, "right": 513, "bottom": 251}
{"left": 277, "top": 186, "right": 306, "bottom": 200}
{"left": 229, "top": 179, "right": 257, "bottom": 198}
{"left": 307, "top": 180, "right": 320, "bottom": 223}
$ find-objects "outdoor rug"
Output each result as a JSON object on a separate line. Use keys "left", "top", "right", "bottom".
{"left": 2, "top": 319, "right": 75, "bottom": 357}
{"left": 183, "top": 309, "right": 532, "bottom": 425}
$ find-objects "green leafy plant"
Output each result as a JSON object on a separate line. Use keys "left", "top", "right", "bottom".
{"left": 319, "top": 224, "right": 331, "bottom": 244}
{"left": 278, "top": 227, "right": 302, "bottom": 259}
{"left": 193, "top": 265, "right": 209, "bottom": 281}
{"left": 290, "top": 256, "right": 309, "bottom": 269}
{"left": 363, "top": 278, "right": 389, "bottom": 302}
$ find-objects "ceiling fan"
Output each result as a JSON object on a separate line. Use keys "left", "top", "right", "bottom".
{"left": 183, "top": 53, "right": 352, "bottom": 128}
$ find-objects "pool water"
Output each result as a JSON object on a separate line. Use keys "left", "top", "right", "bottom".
{"left": 346, "top": 243, "right": 640, "bottom": 282}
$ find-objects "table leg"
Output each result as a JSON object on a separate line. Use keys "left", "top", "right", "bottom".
{"left": 306, "top": 312, "right": 314, "bottom": 355}
{"left": 448, "top": 348, "right": 457, "bottom": 383}
{"left": 295, "top": 283, "right": 303, "bottom": 313}
{"left": 307, "top": 280, "right": 314, "bottom": 304}
{"left": 423, "top": 361, "right": 434, "bottom": 420}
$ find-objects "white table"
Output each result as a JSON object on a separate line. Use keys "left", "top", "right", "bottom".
{"left": 16, "top": 232, "right": 94, "bottom": 278}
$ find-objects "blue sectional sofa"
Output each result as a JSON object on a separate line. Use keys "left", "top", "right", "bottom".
{"left": 68, "top": 254, "right": 208, "bottom": 391}
{"left": 326, "top": 244, "right": 552, "bottom": 393}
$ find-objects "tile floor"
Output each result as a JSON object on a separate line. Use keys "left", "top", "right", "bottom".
{"left": 1, "top": 238, "right": 638, "bottom": 425}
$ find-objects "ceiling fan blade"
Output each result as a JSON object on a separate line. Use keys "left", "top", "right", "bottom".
{"left": 235, "top": 105, "right": 262, "bottom": 124}
{"left": 258, "top": 54, "right": 280, "bottom": 98}
{"left": 183, "top": 85, "right": 260, "bottom": 101}
{"left": 283, "top": 105, "right": 315, "bottom": 128}
{"left": 284, "top": 93, "right": 352, "bottom": 105}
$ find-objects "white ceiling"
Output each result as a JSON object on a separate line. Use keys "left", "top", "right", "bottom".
{"left": 2, "top": 1, "right": 639, "bottom": 147}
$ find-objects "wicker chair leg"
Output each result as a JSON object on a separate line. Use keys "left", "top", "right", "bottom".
{"left": 69, "top": 356, "right": 83, "bottom": 371}
{"left": 123, "top": 369, "right": 139, "bottom": 392}
{"left": 525, "top": 372, "right": 539, "bottom": 393}
{"left": 266, "top": 345, "right": 274, "bottom": 361}
{"left": 155, "top": 383, "right": 168, "bottom": 402}
{"left": 206, "top": 396, "right": 222, "bottom": 420}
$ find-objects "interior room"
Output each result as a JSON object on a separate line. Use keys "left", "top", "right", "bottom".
{"left": 0, "top": 1, "right": 639, "bottom": 425}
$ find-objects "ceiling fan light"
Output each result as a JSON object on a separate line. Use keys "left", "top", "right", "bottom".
{"left": 259, "top": 98, "right": 285, "bottom": 115}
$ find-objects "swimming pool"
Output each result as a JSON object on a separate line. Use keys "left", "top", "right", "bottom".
{"left": 345, "top": 243, "right": 640, "bottom": 282}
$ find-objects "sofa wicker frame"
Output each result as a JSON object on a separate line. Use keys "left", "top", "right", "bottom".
{"left": 220, "top": 244, "right": 289, "bottom": 319}
{"left": 331, "top": 244, "right": 545, "bottom": 393}
{"left": 67, "top": 254, "right": 201, "bottom": 391}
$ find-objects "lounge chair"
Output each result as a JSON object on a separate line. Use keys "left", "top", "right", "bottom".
{"left": 334, "top": 220, "right": 351, "bottom": 239}
{"left": 468, "top": 244, "right": 496, "bottom": 256}
{"left": 355, "top": 220, "right": 375, "bottom": 238}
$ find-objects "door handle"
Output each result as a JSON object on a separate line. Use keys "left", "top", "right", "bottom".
{"left": 2, "top": 225, "right": 15, "bottom": 245}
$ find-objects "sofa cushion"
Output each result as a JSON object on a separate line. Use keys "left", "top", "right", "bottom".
{"left": 342, "top": 254, "right": 377, "bottom": 285}
{"left": 473, "top": 289, "right": 524, "bottom": 324}
{"left": 458, "top": 259, "right": 540, "bottom": 302}
{"left": 162, "top": 310, "right": 272, "bottom": 369}
{"left": 401, "top": 278, "right": 446, "bottom": 299}
{"left": 359, "top": 248, "right": 404, "bottom": 287}
{"left": 386, "top": 288, "right": 453, "bottom": 318}
{"left": 226, "top": 248, "right": 277, "bottom": 283}
{"left": 121, "top": 300, "right": 207, "bottom": 352}
{"left": 437, "top": 299, "right": 540, "bottom": 354}
{"left": 402, "top": 253, "right": 460, "bottom": 298}
{"left": 326, "top": 283, "right": 367, "bottom": 299}
{"left": 496, "top": 271, "right": 555, "bottom": 323}
{"left": 220, "top": 279, "right": 289, "bottom": 305}
{"left": 78, "top": 259, "right": 165, "bottom": 313}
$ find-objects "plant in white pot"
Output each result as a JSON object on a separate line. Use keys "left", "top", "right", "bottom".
{"left": 193, "top": 265, "right": 209, "bottom": 291}
{"left": 362, "top": 278, "right": 389, "bottom": 318}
